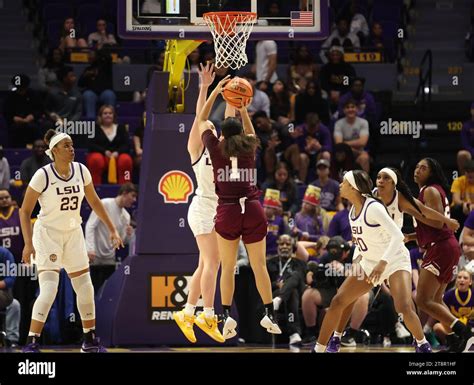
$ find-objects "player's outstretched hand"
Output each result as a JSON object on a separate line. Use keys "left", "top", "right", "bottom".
{"left": 110, "top": 230, "right": 124, "bottom": 250}
{"left": 22, "top": 244, "right": 36, "bottom": 265}
{"left": 237, "top": 97, "right": 252, "bottom": 111}
{"left": 198, "top": 62, "right": 216, "bottom": 87}
{"left": 215, "top": 75, "right": 231, "bottom": 93}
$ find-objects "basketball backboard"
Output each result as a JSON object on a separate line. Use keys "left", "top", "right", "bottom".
{"left": 118, "top": 0, "right": 329, "bottom": 40}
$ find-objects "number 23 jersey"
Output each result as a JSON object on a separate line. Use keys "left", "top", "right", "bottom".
{"left": 29, "top": 162, "right": 92, "bottom": 231}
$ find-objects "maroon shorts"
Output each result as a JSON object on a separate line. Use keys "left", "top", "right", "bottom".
{"left": 421, "top": 237, "right": 461, "bottom": 284}
{"left": 214, "top": 200, "right": 267, "bottom": 244}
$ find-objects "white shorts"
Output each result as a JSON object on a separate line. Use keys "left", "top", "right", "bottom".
{"left": 187, "top": 195, "right": 217, "bottom": 236}
{"left": 359, "top": 249, "right": 411, "bottom": 286}
{"left": 32, "top": 221, "right": 89, "bottom": 273}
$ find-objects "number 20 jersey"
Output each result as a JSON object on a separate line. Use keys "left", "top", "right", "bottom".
{"left": 29, "top": 162, "right": 92, "bottom": 231}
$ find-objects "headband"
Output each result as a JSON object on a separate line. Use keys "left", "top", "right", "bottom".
{"left": 45, "top": 133, "right": 71, "bottom": 161}
{"left": 344, "top": 171, "right": 359, "bottom": 191}
{"left": 379, "top": 167, "right": 398, "bottom": 185}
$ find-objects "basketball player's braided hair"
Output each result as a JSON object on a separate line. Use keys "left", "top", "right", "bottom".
{"left": 388, "top": 167, "right": 422, "bottom": 215}
{"left": 423, "top": 157, "right": 451, "bottom": 198}
{"left": 352, "top": 170, "right": 388, "bottom": 212}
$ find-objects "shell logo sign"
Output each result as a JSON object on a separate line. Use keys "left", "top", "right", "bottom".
{"left": 158, "top": 170, "right": 194, "bottom": 204}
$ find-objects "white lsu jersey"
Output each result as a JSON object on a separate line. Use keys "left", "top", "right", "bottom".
{"left": 29, "top": 162, "right": 92, "bottom": 231}
{"left": 350, "top": 197, "right": 407, "bottom": 263}
{"left": 374, "top": 188, "right": 404, "bottom": 228}
{"left": 192, "top": 148, "right": 217, "bottom": 200}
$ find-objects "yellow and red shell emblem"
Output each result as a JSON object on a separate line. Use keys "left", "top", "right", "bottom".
{"left": 158, "top": 170, "right": 194, "bottom": 204}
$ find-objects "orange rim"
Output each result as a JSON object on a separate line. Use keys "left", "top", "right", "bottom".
{"left": 203, "top": 11, "right": 257, "bottom": 35}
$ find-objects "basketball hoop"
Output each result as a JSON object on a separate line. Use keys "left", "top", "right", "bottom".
{"left": 203, "top": 11, "right": 257, "bottom": 70}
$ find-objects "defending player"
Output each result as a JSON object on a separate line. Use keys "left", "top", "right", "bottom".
{"left": 172, "top": 62, "right": 225, "bottom": 343}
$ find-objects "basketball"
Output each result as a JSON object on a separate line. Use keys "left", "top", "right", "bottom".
{"left": 222, "top": 77, "right": 253, "bottom": 108}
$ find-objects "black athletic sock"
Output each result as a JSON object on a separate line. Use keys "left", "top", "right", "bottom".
{"left": 264, "top": 302, "right": 274, "bottom": 317}
{"left": 26, "top": 335, "right": 39, "bottom": 345}
{"left": 306, "top": 326, "right": 317, "bottom": 337}
{"left": 451, "top": 320, "right": 469, "bottom": 337}
{"left": 222, "top": 305, "right": 231, "bottom": 318}
{"left": 83, "top": 330, "right": 96, "bottom": 344}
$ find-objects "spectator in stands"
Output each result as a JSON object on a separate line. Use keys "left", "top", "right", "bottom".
{"left": 267, "top": 234, "right": 307, "bottom": 345}
{"left": 263, "top": 189, "right": 290, "bottom": 258}
{"left": 320, "top": 46, "right": 356, "bottom": 109}
{"left": 301, "top": 236, "right": 352, "bottom": 343}
{"left": 37, "top": 48, "right": 65, "bottom": 92}
{"left": 451, "top": 159, "right": 474, "bottom": 228}
{"left": 255, "top": 39, "right": 278, "bottom": 84}
{"left": 310, "top": 159, "right": 343, "bottom": 213}
{"left": 78, "top": 49, "right": 116, "bottom": 119}
{"left": 293, "top": 80, "right": 330, "bottom": 126}
{"left": 320, "top": 18, "right": 360, "bottom": 64}
{"left": 367, "top": 22, "right": 396, "bottom": 63}
{"left": 0, "top": 151, "right": 10, "bottom": 190}
{"left": 433, "top": 269, "right": 473, "bottom": 351}
{"left": 86, "top": 105, "right": 133, "bottom": 185}
{"left": 459, "top": 102, "right": 474, "bottom": 173}
{"left": 461, "top": 209, "right": 474, "bottom": 261}
{"left": 348, "top": 0, "right": 369, "bottom": 45}
{"left": 334, "top": 99, "right": 370, "bottom": 172}
{"left": 269, "top": 80, "right": 292, "bottom": 125}
{"left": 86, "top": 183, "right": 137, "bottom": 291}
{"left": 46, "top": 66, "right": 83, "bottom": 125}
{"left": 20, "top": 140, "right": 50, "bottom": 186}
{"left": 291, "top": 113, "right": 332, "bottom": 183}
{"left": 265, "top": 1, "right": 283, "bottom": 25}
{"left": 293, "top": 185, "right": 325, "bottom": 241}
{"left": 330, "top": 142, "right": 357, "bottom": 181}
{"left": 3, "top": 74, "right": 43, "bottom": 148}
{"left": 241, "top": 72, "right": 271, "bottom": 118}
{"left": 327, "top": 198, "right": 351, "bottom": 241}
{"left": 337, "top": 77, "right": 376, "bottom": 126}
{"left": 88, "top": 18, "right": 117, "bottom": 49}
{"left": 262, "top": 162, "right": 299, "bottom": 216}
{"left": 58, "top": 17, "right": 87, "bottom": 52}
{"left": 0, "top": 246, "right": 21, "bottom": 348}
{"left": 289, "top": 45, "right": 318, "bottom": 93}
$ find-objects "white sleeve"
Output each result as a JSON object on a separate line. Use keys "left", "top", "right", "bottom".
{"left": 79, "top": 163, "right": 93, "bottom": 186}
{"left": 29, "top": 168, "right": 47, "bottom": 193}
{"left": 333, "top": 119, "right": 343, "bottom": 140}
{"left": 365, "top": 201, "right": 404, "bottom": 262}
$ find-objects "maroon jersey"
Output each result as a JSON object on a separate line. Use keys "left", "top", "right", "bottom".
{"left": 202, "top": 130, "right": 260, "bottom": 202}
{"left": 416, "top": 184, "right": 454, "bottom": 248}
{"left": 0, "top": 207, "right": 24, "bottom": 263}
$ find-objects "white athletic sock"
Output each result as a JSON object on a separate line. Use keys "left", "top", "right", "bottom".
{"left": 334, "top": 331, "right": 342, "bottom": 338}
{"left": 28, "top": 331, "right": 40, "bottom": 337}
{"left": 416, "top": 337, "right": 428, "bottom": 346}
{"left": 83, "top": 327, "right": 95, "bottom": 334}
{"left": 423, "top": 324, "right": 432, "bottom": 334}
{"left": 314, "top": 343, "right": 326, "bottom": 353}
{"left": 203, "top": 307, "right": 215, "bottom": 318}
{"left": 184, "top": 303, "right": 196, "bottom": 317}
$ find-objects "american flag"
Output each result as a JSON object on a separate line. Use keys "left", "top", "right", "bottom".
{"left": 290, "top": 11, "right": 313, "bottom": 27}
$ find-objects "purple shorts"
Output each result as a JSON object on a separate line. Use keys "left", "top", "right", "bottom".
{"left": 215, "top": 199, "right": 267, "bottom": 244}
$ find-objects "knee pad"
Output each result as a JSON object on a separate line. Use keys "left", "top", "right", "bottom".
{"left": 32, "top": 271, "right": 59, "bottom": 323}
{"left": 71, "top": 273, "right": 95, "bottom": 321}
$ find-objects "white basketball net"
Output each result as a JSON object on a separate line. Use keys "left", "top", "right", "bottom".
{"left": 203, "top": 12, "right": 257, "bottom": 70}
